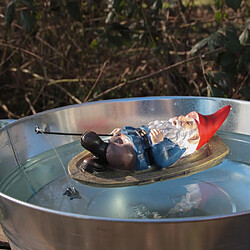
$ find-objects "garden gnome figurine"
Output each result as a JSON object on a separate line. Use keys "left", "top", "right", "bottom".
{"left": 81, "top": 105, "right": 231, "bottom": 172}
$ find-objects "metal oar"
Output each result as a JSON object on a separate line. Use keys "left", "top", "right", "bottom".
{"left": 35, "top": 126, "right": 112, "bottom": 137}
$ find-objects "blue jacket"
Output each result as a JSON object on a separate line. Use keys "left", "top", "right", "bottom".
{"left": 121, "top": 126, "right": 186, "bottom": 171}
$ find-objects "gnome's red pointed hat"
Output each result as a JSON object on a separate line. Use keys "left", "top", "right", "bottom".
{"left": 188, "top": 105, "right": 231, "bottom": 150}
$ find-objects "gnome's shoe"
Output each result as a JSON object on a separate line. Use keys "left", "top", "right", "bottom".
{"left": 81, "top": 131, "right": 109, "bottom": 162}
{"left": 81, "top": 157, "right": 107, "bottom": 173}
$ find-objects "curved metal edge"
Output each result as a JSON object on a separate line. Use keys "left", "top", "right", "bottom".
{"left": 1, "top": 180, "right": 250, "bottom": 224}
{"left": 0, "top": 96, "right": 250, "bottom": 224}
{"left": 0, "top": 120, "right": 16, "bottom": 129}
{"left": 1, "top": 96, "right": 249, "bottom": 130}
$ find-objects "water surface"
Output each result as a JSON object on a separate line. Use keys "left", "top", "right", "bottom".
{"left": 1, "top": 131, "right": 250, "bottom": 219}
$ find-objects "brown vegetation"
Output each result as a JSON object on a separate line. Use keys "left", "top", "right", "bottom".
{"left": 0, "top": 0, "right": 249, "bottom": 119}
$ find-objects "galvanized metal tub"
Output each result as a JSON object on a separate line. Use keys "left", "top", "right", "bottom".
{"left": 0, "top": 96, "right": 250, "bottom": 250}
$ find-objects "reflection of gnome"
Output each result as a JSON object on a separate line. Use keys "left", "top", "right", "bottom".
{"left": 167, "top": 182, "right": 233, "bottom": 217}
{"left": 81, "top": 105, "right": 231, "bottom": 172}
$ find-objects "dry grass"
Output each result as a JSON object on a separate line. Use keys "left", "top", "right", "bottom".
{"left": 0, "top": 0, "right": 249, "bottom": 118}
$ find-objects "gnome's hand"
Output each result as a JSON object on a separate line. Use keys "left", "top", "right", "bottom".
{"left": 150, "top": 129, "right": 164, "bottom": 145}
{"left": 111, "top": 128, "right": 122, "bottom": 136}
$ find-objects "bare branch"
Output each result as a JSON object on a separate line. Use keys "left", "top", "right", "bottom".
{"left": 24, "top": 93, "right": 36, "bottom": 114}
{"left": 89, "top": 48, "right": 224, "bottom": 101}
{"left": 199, "top": 55, "right": 213, "bottom": 97}
{"left": 0, "top": 42, "right": 63, "bottom": 71}
{"left": 53, "top": 84, "right": 82, "bottom": 104}
{"left": 232, "top": 72, "right": 250, "bottom": 99}
{"left": 84, "top": 60, "right": 108, "bottom": 102}
{"left": 0, "top": 100, "right": 21, "bottom": 119}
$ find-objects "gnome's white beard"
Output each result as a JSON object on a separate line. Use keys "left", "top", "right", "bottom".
{"left": 148, "top": 119, "right": 199, "bottom": 157}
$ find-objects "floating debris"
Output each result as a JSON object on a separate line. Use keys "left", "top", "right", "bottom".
{"left": 63, "top": 187, "right": 81, "bottom": 200}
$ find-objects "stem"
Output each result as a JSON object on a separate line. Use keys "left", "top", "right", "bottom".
{"left": 89, "top": 48, "right": 224, "bottom": 101}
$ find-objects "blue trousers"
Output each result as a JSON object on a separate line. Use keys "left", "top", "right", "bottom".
{"left": 121, "top": 126, "right": 186, "bottom": 171}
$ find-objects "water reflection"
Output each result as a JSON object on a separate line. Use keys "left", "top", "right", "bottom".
{"left": 27, "top": 159, "right": 245, "bottom": 219}
{"left": 1, "top": 133, "right": 250, "bottom": 219}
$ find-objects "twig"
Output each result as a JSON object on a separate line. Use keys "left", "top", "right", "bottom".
{"left": 177, "top": 0, "right": 187, "bottom": 24}
{"left": 199, "top": 55, "right": 213, "bottom": 97}
{"left": 47, "top": 78, "right": 96, "bottom": 86}
{"left": 116, "top": 47, "right": 149, "bottom": 55}
{"left": 36, "top": 36, "right": 65, "bottom": 58}
{"left": 0, "top": 42, "right": 63, "bottom": 71}
{"left": 0, "top": 100, "right": 21, "bottom": 119}
{"left": 83, "top": 61, "right": 108, "bottom": 102}
{"left": 10, "top": 68, "right": 96, "bottom": 84}
{"left": 232, "top": 71, "right": 250, "bottom": 99}
{"left": 84, "top": 60, "right": 108, "bottom": 102}
{"left": 0, "top": 47, "right": 19, "bottom": 69}
{"left": 140, "top": 5, "right": 156, "bottom": 47}
{"left": 26, "top": 82, "right": 47, "bottom": 116}
{"left": 190, "top": 80, "right": 201, "bottom": 96}
{"left": 88, "top": 48, "right": 224, "bottom": 101}
{"left": 10, "top": 68, "right": 44, "bottom": 80}
{"left": 0, "top": 42, "right": 43, "bottom": 61}
{"left": 53, "top": 84, "right": 82, "bottom": 104}
{"left": 10, "top": 68, "right": 83, "bottom": 105}
{"left": 168, "top": 36, "right": 182, "bottom": 61}
{"left": 24, "top": 93, "right": 36, "bottom": 114}
{"left": 0, "top": 43, "right": 8, "bottom": 66}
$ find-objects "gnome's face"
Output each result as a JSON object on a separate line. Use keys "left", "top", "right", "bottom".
{"left": 168, "top": 115, "right": 200, "bottom": 156}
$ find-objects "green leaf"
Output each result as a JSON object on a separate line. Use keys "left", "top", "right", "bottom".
{"left": 50, "top": 0, "right": 62, "bottom": 11}
{"left": 162, "top": 2, "right": 170, "bottom": 9}
{"left": 107, "top": 22, "right": 130, "bottom": 42}
{"left": 107, "top": 34, "right": 123, "bottom": 47}
{"left": 105, "top": 11, "right": 114, "bottom": 24}
{"left": 218, "top": 52, "right": 237, "bottom": 73}
{"left": 239, "top": 87, "right": 250, "bottom": 100}
{"left": 66, "top": 2, "right": 82, "bottom": 21}
{"left": 21, "top": 0, "right": 36, "bottom": 11}
{"left": 225, "top": 0, "right": 242, "bottom": 12}
{"left": 152, "top": 0, "right": 162, "bottom": 12}
{"left": 225, "top": 39, "right": 243, "bottom": 54}
{"left": 20, "top": 9, "right": 36, "bottom": 33}
{"left": 239, "top": 27, "right": 250, "bottom": 45}
{"left": 212, "top": 72, "right": 234, "bottom": 87}
{"left": 216, "top": 0, "right": 224, "bottom": 9}
{"left": 225, "top": 25, "right": 238, "bottom": 40}
{"left": 215, "top": 11, "right": 222, "bottom": 23}
{"left": 189, "top": 38, "right": 209, "bottom": 55}
{"left": 126, "top": 4, "right": 136, "bottom": 18}
{"left": 238, "top": 50, "right": 250, "bottom": 73}
{"left": 208, "top": 31, "right": 226, "bottom": 51}
{"left": 223, "top": 26, "right": 243, "bottom": 53}
{"left": 90, "top": 38, "right": 98, "bottom": 49}
{"left": 112, "top": 0, "right": 121, "bottom": 11}
{"left": 106, "top": 22, "right": 131, "bottom": 47}
{"left": 210, "top": 86, "right": 227, "bottom": 98}
{"left": 5, "top": 1, "right": 16, "bottom": 28}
